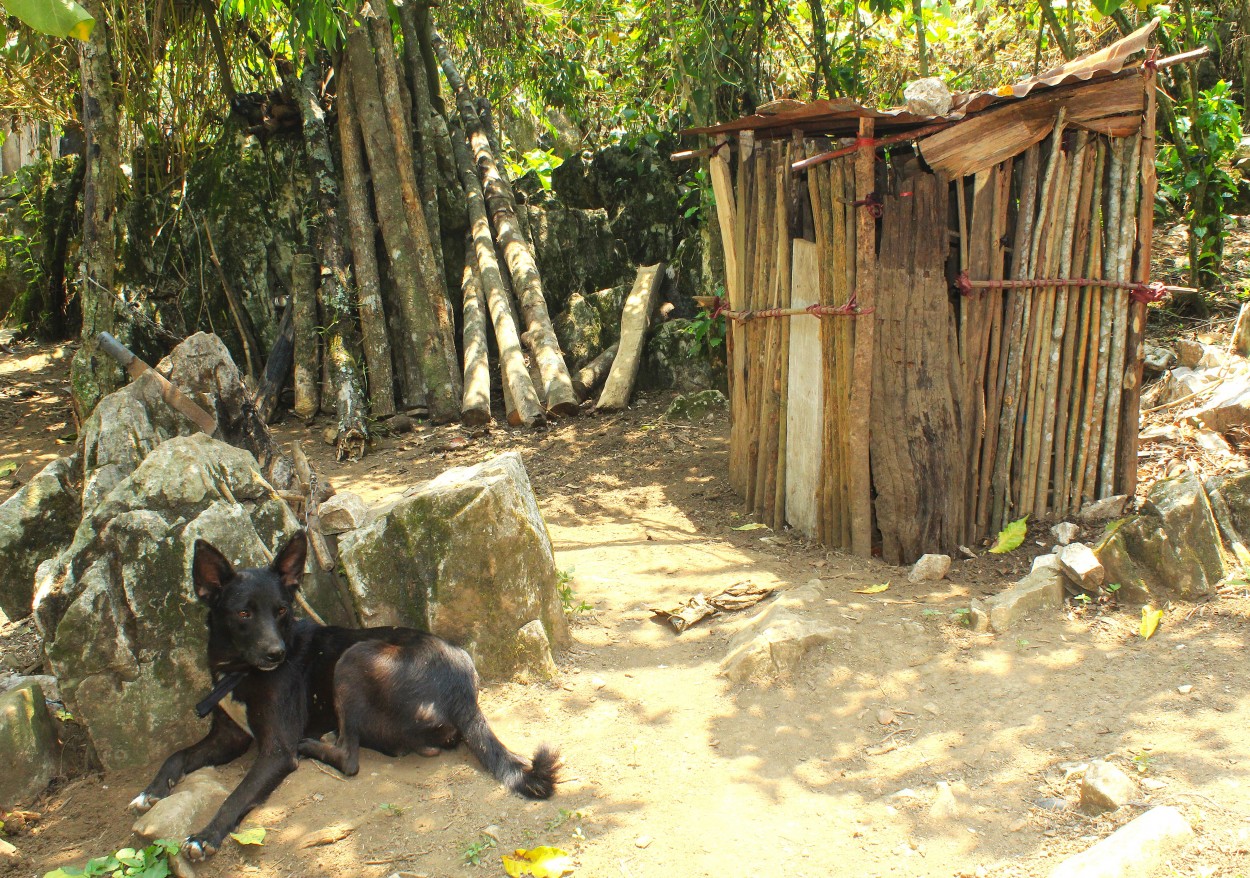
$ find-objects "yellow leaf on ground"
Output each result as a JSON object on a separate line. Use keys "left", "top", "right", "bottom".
{"left": 1140, "top": 606, "right": 1163, "bottom": 639}
{"left": 230, "top": 826, "right": 266, "bottom": 846}
{"left": 989, "top": 516, "right": 1028, "bottom": 554}
{"left": 853, "top": 583, "right": 890, "bottom": 594}
{"left": 502, "top": 846, "right": 574, "bottom": 878}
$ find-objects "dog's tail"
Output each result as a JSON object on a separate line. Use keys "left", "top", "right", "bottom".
{"left": 452, "top": 701, "right": 560, "bottom": 800}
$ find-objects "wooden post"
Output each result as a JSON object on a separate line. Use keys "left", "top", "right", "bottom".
{"left": 571, "top": 343, "right": 618, "bottom": 401}
{"left": 597, "top": 264, "right": 665, "bottom": 412}
{"left": 786, "top": 239, "right": 822, "bottom": 537}
{"left": 292, "top": 252, "right": 320, "bottom": 420}
{"left": 849, "top": 117, "right": 877, "bottom": 558}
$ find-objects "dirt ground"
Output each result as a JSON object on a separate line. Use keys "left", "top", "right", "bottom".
{"left": 3, "top": 339, "right": 1250, "bottom": 878}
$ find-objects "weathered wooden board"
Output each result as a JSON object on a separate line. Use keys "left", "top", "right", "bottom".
{"left": 918, "top": 75, "right": 1144, "bottom": 178}
{"left": 785, "top": 240, "right": 823, "bottom": 537}
{"left": 870, "top": 170, "right": 966, "bottom": 564}
{"left": 596, "top": 263, "right": 664, "bottom": 411}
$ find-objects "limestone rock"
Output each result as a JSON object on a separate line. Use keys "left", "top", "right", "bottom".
{"left": 903, "top": 77, "right": 953, "bottom": 116}
{"left": 30, "top": 434, "right": 329, "bottom": 771}
{"left": 1032, "top": 553, "right": 1060, "bottom": 573}
{"left": 968, "top": 598, "right": 989, "bottom": 632}
{"left": 512, "top": 620, "right": 559, "bottom": 683}
{"left": 1079, "top": 759, "right": 1137, "bottom": 812}
{"left": 1077, "top": 495, "right": 1129, "bottom": 523}
{"left": 928, "top": 781, "right": 961, "bottom": 821}
{"left": 525, "top": 203, "right": 631, "bottom": 313}
{"left": 1057, "top": 543, "right": 1104, "bottom": 591}
{"left": 132, "top": 768, "right": 230, "bottom": 841}
{"left": 981, "top": 568, "right": 1066, "bottom": 632}
{"left": 639, "top": 319, "right": 724, "bottom": 395}
{"left": 1049, "top": 806, "right": 1192, "bottom": 878}
{"left": 908, "top": 554, "right": 951, "bottom": 583}
{"left": 1142, "top": 344, "right": 1176, "bottom": 373}
{"left": 1096, "top": 472, "right": 1227, "bottom": 604}
{"left": 0, "top": 455, "right": 79, "bottom": 620}
{"left": 1175, "top": 338, "right": 1204, "bottom": 368}
{"left": 1144, "top": 366, "right": 1212, "bottom": 408}
{"left": 554, "top": 292, "right": 605, "bottom": 369}
{"left": 720, "top": 586, "right": 836, "bottom": 684}
{"left": 0, "top": 681, "right": 59, "bottom": 807}
{"left": 663, "top": 390, "right": 727, "bottom": 422}
{"left": 1179, "top": 375, "right": 1250, "bottom": 433}
{"left": 1051, "top": 522, "right": 1080, "bottom": 546}
{"left": 317, "top": 491, "right": 368, "bottom": 534}
{"left": 339, "top": 453, "right": 569, "bottom": 680}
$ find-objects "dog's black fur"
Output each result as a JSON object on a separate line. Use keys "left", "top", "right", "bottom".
{"left": 131, "top": 532, "right": 559, "bottom": 859}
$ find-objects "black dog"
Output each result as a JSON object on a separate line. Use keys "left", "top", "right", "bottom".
{"left": 131, "top": 532, "right": 559, "bottom": 859}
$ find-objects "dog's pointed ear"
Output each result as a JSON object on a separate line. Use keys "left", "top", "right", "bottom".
{"left": 193, "top": 540, "right": 235, "bottom": 604}
{"left": 270, "top": 531, "right": 307, "bottom": 592}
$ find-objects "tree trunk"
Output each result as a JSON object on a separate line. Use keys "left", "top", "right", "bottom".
{"left": 345, "top": 23, "right": 461, "bottom": 421}
{"left": 69, "top": 0, "right": 123, "bottom": 420}
{"left": 433, "top": 33, "right": 579, "bottom": 416}
{"left": 291, "top": 56, "right": 369, "bottom": 460}
{"left": 337, "top": 52, "right": 398, "bottom": 416}
{"left": 450, "top": 123, "right": 544, "bottom": 426}
{"left": 366, "top": 3, "right": 448, "bottom": 297}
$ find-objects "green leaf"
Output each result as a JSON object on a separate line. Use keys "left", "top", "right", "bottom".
{"left": 229, "top": 826, "right": 266, "bottom": 846}
{"left": 988, "top": 516, "right": 1028, "bottom": 554}
{"left": 732, "top": 522, "right": 768, "bottom": 531}
{"left": 0, "top": 462, "right": 16, "bottom": 478}
{"left": 0, "top": 0, "right": 95, "bottom": 39}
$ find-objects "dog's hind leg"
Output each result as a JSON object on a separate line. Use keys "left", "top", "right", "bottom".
{"left": 131, "top": 711, "right": 252, "bottom": 812}
{"left": 297, "top": 677, "right": 365, "bottom": 776}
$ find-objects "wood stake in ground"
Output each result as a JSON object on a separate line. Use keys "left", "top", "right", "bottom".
{"left": 849, "top": 117, "right": 877, "bottom": 558}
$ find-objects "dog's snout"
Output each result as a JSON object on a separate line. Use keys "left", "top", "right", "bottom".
{"left": 265, "top": 646, "right": 286, "bottom": 663}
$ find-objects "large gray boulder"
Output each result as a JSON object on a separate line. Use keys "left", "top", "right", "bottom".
{"left": 720, "top": 585, "right": 836, "bottom": 684}
{"left": 0, "top": 455, "right": 79, "bottom": 620}
{"left": 639, "top": 319, "right": 725, "bottom": 394}
{"left": 30, "top": 434, "right": 331, "bottom": 771}
{"left": 0, "top": 680, "right": 60, "bottom": 807}
{"left": 79, "top": 333, "right": 287, "bottom": 513}
{"left": 339, "top": 452, "right": 569, "bottom": 680}
{"left": 525, "top": 203, "right": 631, "bottom": 313}
{"left": 1096, "top": 472, "right": 1228, "bottom": 603}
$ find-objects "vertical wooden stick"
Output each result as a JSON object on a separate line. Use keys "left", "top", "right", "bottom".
{"left": 849, "top": 118, "right": 877, "bottom": 558}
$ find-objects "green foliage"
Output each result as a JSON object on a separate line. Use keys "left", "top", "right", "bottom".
{"left": 682, "top": 305, "right": 726, "bottom": 360}
{"left": 461, "top": 834, "right": 497, "bottom": 865}
{"left": 1157, "top": 80, "right": 1242, "bottom": 290}
{"left": 1, "top": 0, "right": 94, "bottom": 40}
{"left": 506, "top": 148, "right": 565, "bottom": 191}
{"left": 988, "top": 515, "right": 1028, "bottom": 554}
{"left": 556, "top": 569, "right": 592, "bottom": 616}
{"left": 43, "top": 839, "right": 182, "bottom": 878}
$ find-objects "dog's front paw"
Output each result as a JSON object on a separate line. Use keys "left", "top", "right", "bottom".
{"left": 129, "top": 791, "right": 158, "bottom": 813}
{"left": 183, "top": 836, "right": 218, "bottom": 861}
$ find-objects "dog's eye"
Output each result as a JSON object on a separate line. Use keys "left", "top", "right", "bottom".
{"left": 277, "top": 607, "right": 287, "bottom": 617}
{"left": 237, "top": 610, "right": 251, "bottom": 619}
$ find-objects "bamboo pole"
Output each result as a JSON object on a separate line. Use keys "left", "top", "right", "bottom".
{"left": 838, "top": 158, "right": 856, "bottom": 549}
{"left": 1051, "top": 136, "right": 1097, "bottom": 516}
{"left": 734, "top": 132, "right": 756, "bottom": 500}
{"left": 849, "top": 117, "right": 877, "bottom": 558}
{"left": 1033, "top": 131, "right": 1089, "bottom": 517}
{"left": 432, "top": 32, "right": 579, "bottom": 416}
{"left": 989, "top": 144, "right": 1042, "bottom": 529}
{"left": 745, "top": 145, "right": 775, "bottom": 512}
{"left": 1099, "top": 131, "right": 1141, "bottom": 498}
{"left": 1018, "top": 112, "right": 1068, "bottom": 517}
{"left": 449, "top": 124, "right": 544, "bottom": 426}
{"left": 709, "top": 134, "right": 747, "bottom": 494}
{"left": 291, "top": 252, "right": 320, "bottom": 419}
{"left": 1080, "top": 138, "right": 1115, "bottom": 505}
{"left": 806, "top": 151, "right": 831, "bottom": 543}
{"left": 1119, "top": 69, "right": 1159, "bottom": 496}
{"left": 460, "top": 245, "right": 492, "bottom": 426}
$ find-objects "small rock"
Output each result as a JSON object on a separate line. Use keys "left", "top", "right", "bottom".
{"left": 1032, "top": 553, "right": 1061, "bottom": 573}
{"left": 592, "top": 676, "right": 606, "bottom": 689}
{"left": 968, "top": 599, "right": 989, "bottom": 632}
{"left": 1177, "top": 684, "right": 1193, "bottom": 695}
{"left": 512, "top": 620, "right": 559, "bottom": 683}
{"left": 719, "top": 597, "right": 838, "bottom": 685}
{"left": 1140, "top": 777, "right": 1167, "bottom": 791}
{"left": 982, "top": 568, "right": 1066, "bottom": 632}
{"left": 1176, "top": 338, "right": 1204, "bottom": 368}
{"left": 958, "top": 545, "right": 976, "bottom": 559}
{"left": 908, "top": 554, "right": 951, "bottom": 583}
{"left": 1080, "top": 759, "right": 1137, "bottom": 812}
{"left": 923, "top": 702, "right": 939, "bottom": 716}
{"left": 386, "top": 414, "right": 415, "bottom": 434}
{"left": 903, "top": 77, "right": 953, "bottom": 115}
{"left": 132, "top": 768, "right": 230, "bottom": 841}
{"left": 1034, "top": 797, "right": 1069, "bottom": 812}
{"left": 890, "top": 788, "right": 923, "bottom": 800}
{"left": 1142, "top": 345, "right": 1177, "bottom": 373}
{"left": 322, "top": 425, "right": 338, "bottom": 445}
{"left": 0, "top": 681, "right": 60, "bottom": 808}
{"left": 1050, "top": 522, "right": 1080, "bottom": 546}
{"left": 1050, "top": 806, "right": 1192, "bottom": 878}
{"left": 635, "top": 835, "right": 653, "bottom": 849}
{"left": 1195, "top": 429, "right": 1234, "bottom": 459}
{"left": 1139, "top": 424, "right": 1180, "bottom": 442}
{"left": 1058, "top": 543, "right": 1105, "bottom": 590}
{"left": 482, "top": 825, "right": 502, "bottom": 842}
{"left": 0, "top": 838, "right": 16, "bottom": 858}
{"left": 1077, "top": 495, "right": 1129, "bottom": 523}
{"left": 877, "top": 709, "right": 897, "bottom": 725}
{"left": 316, "top": 492, "right": 370, "bottom": 534}
{"left": 928, "top": 781, "right": 961, "bottom": 820}
{"left": 663, "top": 390, "right": 727, "bottom": 422}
